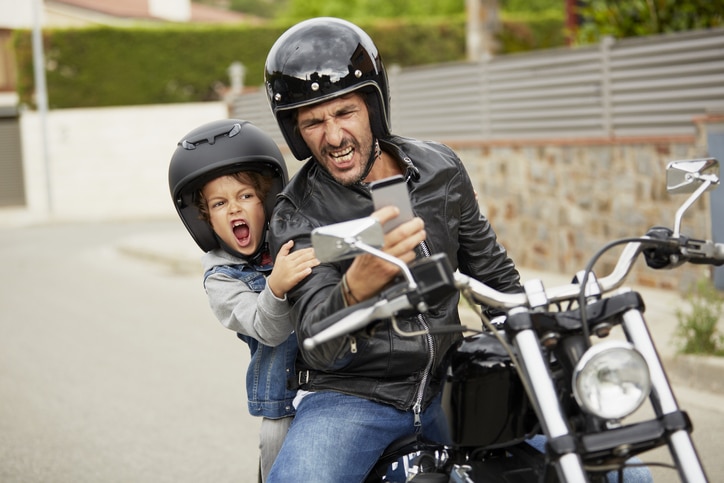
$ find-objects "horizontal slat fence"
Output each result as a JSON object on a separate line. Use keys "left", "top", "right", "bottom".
{"left": 231, "top": 27, "right": 724, "bottom": 146}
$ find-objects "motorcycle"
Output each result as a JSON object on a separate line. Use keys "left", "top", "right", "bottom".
{"left": 305, "top": 157, "right": 722, "bottom": 482}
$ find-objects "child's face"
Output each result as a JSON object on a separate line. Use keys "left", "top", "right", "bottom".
{"left": 202, "top": 175, "right": 267, "bottom": 256}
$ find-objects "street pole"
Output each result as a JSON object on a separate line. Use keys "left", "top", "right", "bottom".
{"left": 32, "top": 0, "right": 52, "bottom": 215}
{"left": 465, "top": 0, "right": 500, "bottom": 62}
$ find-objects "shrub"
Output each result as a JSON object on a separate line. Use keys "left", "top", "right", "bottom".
{"left": 673, "top": 278, "right": 724, "bottom": 356}
{"left": 12, "top": 16, "right": 566, "bottom": 109}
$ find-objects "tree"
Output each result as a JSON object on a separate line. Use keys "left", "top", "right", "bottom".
{"left": 194, "top": 0, "right": 289, "bottom": 18}
{"left": 500, "top": 0, "right": 561, "bottom": 13}
{"left": 227, "top": 0, "right": 288, "bottom": 18}
{"left": 574, "top": 0, "right": 724, "bottom": 43}
{"left": 282, "top": 0, "right": 465, "bottom": 21}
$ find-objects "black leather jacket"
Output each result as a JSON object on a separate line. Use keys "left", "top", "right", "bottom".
{"left": 269, "top": 135, "right": 521, "bottom": 412}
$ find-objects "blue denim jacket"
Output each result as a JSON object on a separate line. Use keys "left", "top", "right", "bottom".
{"left": 204, "top": 263, "right": 297, "bottom": 419}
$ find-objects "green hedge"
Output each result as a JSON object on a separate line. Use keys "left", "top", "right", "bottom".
{"left": 13, "top": 17, "right": 564, "bottom": 109}
{"left": 499, "top": 11, "right": 568, "bottom": 53}
{"left": 14, "top": 24, "right": 288, "bottom": 108}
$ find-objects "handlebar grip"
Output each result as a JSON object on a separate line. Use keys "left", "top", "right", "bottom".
{"left": 302, "top": 298, "right": 379, "bottom": 351}
{"left": 641, "top": 229, "right": 724, "bottom": 268}
{"left": 686, "top": 241, "right": 724, "bottom": 266}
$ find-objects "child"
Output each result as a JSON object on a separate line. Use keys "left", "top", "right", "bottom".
{"left": 168, "top": 119, "right": 318, "bottom": 481}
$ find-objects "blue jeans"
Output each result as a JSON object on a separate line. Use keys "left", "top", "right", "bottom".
{"left": 266, "top": 390, "right": 449, "bottom": 483}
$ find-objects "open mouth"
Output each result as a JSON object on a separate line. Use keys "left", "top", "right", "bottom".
{"left": 332, "top": 146, "right": 353, "bottom": 159}
{"left": 328, "top": 145, "right": 354, "bottom": 165}
{"left": 232, "top": 220, "right": 251, "bottom": 246}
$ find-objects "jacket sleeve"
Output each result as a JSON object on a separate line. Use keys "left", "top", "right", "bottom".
{"left": 452, "top": 151, "right": 522, "bottom": 296}
{"left": 269, "top": 203, "right": 357, "bottom": 370}
{"left": 204, "top": 272, "right": 295, "bottom": 347}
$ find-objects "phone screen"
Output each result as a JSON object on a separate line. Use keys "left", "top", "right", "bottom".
{"left": 369, "top": 174, "right": 414, "bottom": 233}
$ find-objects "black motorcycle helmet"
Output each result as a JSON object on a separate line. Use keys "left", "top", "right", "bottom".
{"left": 264, "top": 17, "right": 391, "bottom": 160}
{"left": 168, "top": 119, "right": 288, "bottom": 256}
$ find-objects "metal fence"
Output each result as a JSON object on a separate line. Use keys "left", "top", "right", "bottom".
{"left": 230, "top": 27, "right": 724, "bottom": 147}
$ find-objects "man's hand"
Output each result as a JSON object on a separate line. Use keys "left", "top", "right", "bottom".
{"left": 343, "top": 206, "right": 426, "bottom": 302}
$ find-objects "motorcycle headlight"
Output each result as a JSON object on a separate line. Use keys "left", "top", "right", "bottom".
{"left": 572, "top": 341, "right": 651, "bottom": 420}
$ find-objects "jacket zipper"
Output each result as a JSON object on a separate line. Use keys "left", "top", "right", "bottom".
{"left": 413, "top": 313, "right": 435, "bottom": 429}
{"left": 412, "top": 239, "right": 433, "bottom": 429}
{"left": 371, "top": 149, "right": 432, "bottom": 427}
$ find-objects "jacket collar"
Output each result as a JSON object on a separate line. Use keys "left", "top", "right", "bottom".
{"left": 379, "top": 136, "right": 421, "bottom": 182}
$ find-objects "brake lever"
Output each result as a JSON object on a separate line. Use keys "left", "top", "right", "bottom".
{"left": 681, "top": 238, "right": 724, "bottom": 266}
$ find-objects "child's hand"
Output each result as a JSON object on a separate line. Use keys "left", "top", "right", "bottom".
{"left": 267, "top": 240, "right": 320, "bottom": 298}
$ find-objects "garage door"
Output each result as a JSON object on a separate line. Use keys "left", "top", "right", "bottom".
{"left": 0, "top": 116, "right": 26, "bottom": 207}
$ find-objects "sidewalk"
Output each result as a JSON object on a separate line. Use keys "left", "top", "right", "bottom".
{"left": 116, "top": 226, "right": 724, "bottom": 396}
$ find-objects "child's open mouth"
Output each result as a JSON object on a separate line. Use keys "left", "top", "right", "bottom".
{"left": 232, "top": 220, "right": 251, "bottom": 246}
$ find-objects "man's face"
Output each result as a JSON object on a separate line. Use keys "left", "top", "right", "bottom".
{"left": 296, "top": 93, "right": 375, "bottom": 186}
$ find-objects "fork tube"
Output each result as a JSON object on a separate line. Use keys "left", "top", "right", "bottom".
{"left": 513, "top": 329, "right": 589, "bottom": 482}
{"left": 622, "top": 309, "right": 678, "bottom": 413}
{"left": 622, "top": 309, "right": 708, "bottom": 483}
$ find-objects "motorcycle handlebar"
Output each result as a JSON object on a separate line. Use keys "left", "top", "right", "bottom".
{"left": 453, "top": 240, "right": 645, "bottom": 310}
{"left": 302, "top": 237, "right": 723, "bottom": 348}
{"left": 457, "top": 237, "right": 724, "bottom": 310}
{"left": 302, "top": 293, "right": 415, "bottom": 350}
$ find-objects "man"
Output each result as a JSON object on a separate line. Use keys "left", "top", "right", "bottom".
{"left": 264, "top": 17, "right": 521, "bottom": 482}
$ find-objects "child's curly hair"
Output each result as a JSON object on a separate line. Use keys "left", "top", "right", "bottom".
{"left": 194, "top": 171, "right": 273, "bottom": 223}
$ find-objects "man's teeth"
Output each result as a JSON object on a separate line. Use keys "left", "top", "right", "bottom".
{"left": 331, "top": 147, "right": 354, "bottom": 161}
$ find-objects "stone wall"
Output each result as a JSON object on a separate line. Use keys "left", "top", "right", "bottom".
{"left": 454, "top": 138, "right": 713, "bottom": 292}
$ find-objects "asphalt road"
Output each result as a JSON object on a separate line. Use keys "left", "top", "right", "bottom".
{"left": 0, "top": 220, "right": 260, "bottom": 483}
{"left": 1, "top": 219, "right": 722, "bottom": 482}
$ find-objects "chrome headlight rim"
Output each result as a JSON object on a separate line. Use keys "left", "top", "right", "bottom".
{"left": 572, "top": 340, "right": 652, "bottom": 420}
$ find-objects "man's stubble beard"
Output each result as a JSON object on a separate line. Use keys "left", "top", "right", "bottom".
{"left": 323, "top": 139, "right": 376, "bottom": 187}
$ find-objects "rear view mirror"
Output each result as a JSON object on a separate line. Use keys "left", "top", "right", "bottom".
{"left": 311, "top": 217, "right": 384, "bottom": 263}
{"left": 666, "top": 158, "right": 719, "bottom": 194}
{"left": 311, "top": 217, "right": 420, "bottom": 291}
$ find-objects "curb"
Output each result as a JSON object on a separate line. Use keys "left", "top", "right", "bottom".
{"left": 663, "top": 354, "right": 724, "bottom": 395}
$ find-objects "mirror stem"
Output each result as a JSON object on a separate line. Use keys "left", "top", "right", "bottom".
{"left": 673, "top": 177, "right": 714, "bottom": 237}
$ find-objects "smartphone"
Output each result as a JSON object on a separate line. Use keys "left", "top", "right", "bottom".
{"left": 369, "top": 174, "right": 414, "bottom": 233}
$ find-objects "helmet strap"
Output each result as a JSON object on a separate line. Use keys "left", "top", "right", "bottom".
{"left": 360, "top": 138, "right": 381, "bottom": 182}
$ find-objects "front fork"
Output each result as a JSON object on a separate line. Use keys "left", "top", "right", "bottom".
{"left": 622, "top": 308, "right": 708, "bottom": 483}
{"left": 511, "top": 321, "right": 589, "bottom": 482}
{"left": 509, "top": 304, "right": 709, "bottom": 483}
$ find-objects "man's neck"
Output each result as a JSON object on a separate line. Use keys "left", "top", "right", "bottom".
{"left": 364, "top": 151, "right": 403, "bottom": 183}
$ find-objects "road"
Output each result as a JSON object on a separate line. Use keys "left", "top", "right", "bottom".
{"left": 0, "top": 220, "right": 260, "bottom": 483}
{"left": 0, "top": 220, "right": 721, "bottom": 482}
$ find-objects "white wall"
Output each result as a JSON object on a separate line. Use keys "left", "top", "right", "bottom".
{"left": 149, "top": 0, "right": 191, "bottom": 22}
{"left": 0, "top": 0, "right": 36, "bottom": 28}
{"left": 5, "top": 102, "right": 230, "bottom": 225}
